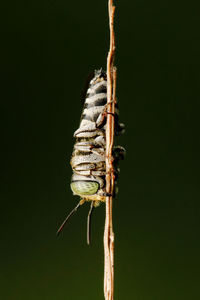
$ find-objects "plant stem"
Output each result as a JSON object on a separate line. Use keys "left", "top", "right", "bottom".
{"left": 104, "top": 1, "right": 116, "bottom": 299}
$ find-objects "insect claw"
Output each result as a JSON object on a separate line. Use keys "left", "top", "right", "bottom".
{"left": 106, "top": 112, "right": 115, "bottom": 117}
{"left": 102, "top": 192, "right": 113, "bottom": 197}
{"left": 106, "top": 192, "right": 113, "bottom": 197}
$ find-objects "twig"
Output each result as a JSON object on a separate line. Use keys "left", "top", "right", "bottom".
{"left": 104, "top": 1, "right": 116, "bottom": 299}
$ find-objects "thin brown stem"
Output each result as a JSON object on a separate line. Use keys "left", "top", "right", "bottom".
{"left": 104, "top": 0, "right": 116, "bottom": 299}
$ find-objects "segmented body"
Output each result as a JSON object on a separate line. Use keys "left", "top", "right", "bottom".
{"left": 57, "top": 69, "right": 124, "bottom": 239}
{"left": 70, "top": 69, "right": 124, "bottom": 207}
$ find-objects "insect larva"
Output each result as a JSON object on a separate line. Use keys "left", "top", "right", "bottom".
{"left": 57, "top": 69, "right": 125, "bottom": 243}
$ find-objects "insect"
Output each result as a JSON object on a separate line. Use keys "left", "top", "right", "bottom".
{"left": 57, "top": 69, "right": 125, "bottom": 244}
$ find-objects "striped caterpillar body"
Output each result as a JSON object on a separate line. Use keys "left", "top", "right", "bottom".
{"left": 57, "top": 69, "right": 125, "bottom": 242}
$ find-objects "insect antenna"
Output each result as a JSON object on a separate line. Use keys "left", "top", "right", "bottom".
{"left": 87, "top": 202, "right": 94, "bottom": 245}
{"left": 57, "top": 202, "right": 82, "bottom": 236}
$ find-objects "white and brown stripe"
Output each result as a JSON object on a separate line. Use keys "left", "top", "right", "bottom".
{"left": 70, "top": 69, "right": 124, "bottom": 199}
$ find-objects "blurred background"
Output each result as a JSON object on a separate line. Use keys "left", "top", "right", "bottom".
{"left": 1, "top": 0, "right": 200, "bottom": 299}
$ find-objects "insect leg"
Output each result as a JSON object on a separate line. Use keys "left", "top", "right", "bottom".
{"left": 95, "top": 100, "right": 120, "bottom": 129}
{"left": 87, "top": 202, "right": 94, "bottom": 245}
{"left": 56, "top": 200, "right": 85, "bottom": 236}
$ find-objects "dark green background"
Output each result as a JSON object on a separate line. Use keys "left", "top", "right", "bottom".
{"left": 1, "top": 0, "right": 200, "bottom": 299}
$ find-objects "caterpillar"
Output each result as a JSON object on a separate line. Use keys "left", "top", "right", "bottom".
{"left": 57, "top": 69, "right": 125, "bottom": 243}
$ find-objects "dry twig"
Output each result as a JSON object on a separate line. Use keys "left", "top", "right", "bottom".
{"left": 104, "top": 0, "right": 116, "bottom": 299}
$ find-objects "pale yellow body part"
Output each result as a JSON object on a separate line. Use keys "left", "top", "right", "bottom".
{"left": 79, "top": 195, "right": 106, "bottom": 207}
